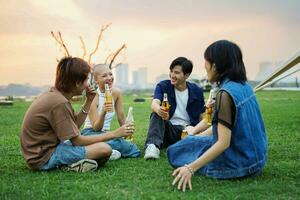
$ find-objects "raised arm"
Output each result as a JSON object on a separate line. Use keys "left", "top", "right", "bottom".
{"left": 75, "top": 85, "right": 96, "bottom": 128}
{"left": 87, "top": 94, "right": 107, "bottom": 131}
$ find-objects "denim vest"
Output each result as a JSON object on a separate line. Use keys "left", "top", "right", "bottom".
{"left": 207, "top": 79, "right": 268, "bottom": 179}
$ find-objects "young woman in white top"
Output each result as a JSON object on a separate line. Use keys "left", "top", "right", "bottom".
{"left": 81, "top": 64, "right": 140, "bottom": 159}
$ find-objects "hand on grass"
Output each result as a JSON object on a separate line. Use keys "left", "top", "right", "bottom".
{"left": 172, "top": 166, "right": 193, "bottom": 192}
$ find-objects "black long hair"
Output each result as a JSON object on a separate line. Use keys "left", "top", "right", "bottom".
{"left": 204, "top": 40, "right": 247, "bottom": 83}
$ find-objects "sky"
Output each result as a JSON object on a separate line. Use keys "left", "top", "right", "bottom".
{"left": 0, "top": 0, "right": 299, "bottom": 86}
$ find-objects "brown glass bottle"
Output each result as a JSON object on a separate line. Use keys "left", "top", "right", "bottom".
{"left": 161, "top": 93, "right": 170, "bottom": 112}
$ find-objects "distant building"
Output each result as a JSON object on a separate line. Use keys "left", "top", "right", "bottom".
{"left": 155, "top": 74, "right": 169, "bottom": 84}
{"left": 115, "top": 63, "right": 129, "bottom": 89}
{"left": 132, "top": 67, "right": 148, "bottom": 89}
{"left": 255, "top": 61, "right": 296, "bottom": 82}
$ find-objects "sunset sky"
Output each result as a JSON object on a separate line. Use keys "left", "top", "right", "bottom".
{"left": 0, "top": 0, "right": 299, "bottom": 86}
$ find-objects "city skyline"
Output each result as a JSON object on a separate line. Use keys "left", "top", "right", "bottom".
{"left": 1, "top": 0, "right": 300, "bottom": 86}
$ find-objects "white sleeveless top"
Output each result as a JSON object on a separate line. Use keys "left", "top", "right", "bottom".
{"left": 84, "top": 88, "right": 115, "bottom": 131}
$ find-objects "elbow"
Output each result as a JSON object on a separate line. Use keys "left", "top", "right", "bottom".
{"left": 70, "top": 136, "right": 82, "bottom": 146}
{"left": 92, "top": 122, "right": 102, "bottom": 132}
{"left": 220, "top": 141, "right": 230, "bottom": 151}
{"left": 216, "top": 139, "right": 230, "bottom": 152}
{"left": 151, "top": 104, "right": 157, "bottom": 113}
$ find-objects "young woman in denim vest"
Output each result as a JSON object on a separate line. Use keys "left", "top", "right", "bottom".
{"left": 167, "top": 40, "right": 267, "bottom": 192}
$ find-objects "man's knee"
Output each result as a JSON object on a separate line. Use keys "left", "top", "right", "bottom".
{"left": 87, "top": 142, "right": 112, "bottom": 159}
{"left": 98, "top": 143, "right": 112, "bottom": 158}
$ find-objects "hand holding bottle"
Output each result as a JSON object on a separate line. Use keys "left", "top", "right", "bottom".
{"left": 115, "top": 122, "right": 135, "bottom": 138}
{"left": 124, "top": 107, "right": 135, "bottom": 141}
{"left": 159, "top": 93, "right": 170, "bottom": 120}
{"left": 104, "top": 83, "right": 114, "bottom": 112}
{"left": 102, "top": 101, "right": 113, "bottom": 113}
{"left": 157, "top": 107, "right": 169, "bottom": 120}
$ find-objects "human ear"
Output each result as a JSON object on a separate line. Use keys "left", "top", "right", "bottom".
{"left": 184, "top": 73, "right": 190, "bottom": 79}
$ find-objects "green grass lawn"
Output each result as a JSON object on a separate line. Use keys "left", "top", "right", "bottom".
{"left": 0, "top": 91, "right": 299, "bottom": 200}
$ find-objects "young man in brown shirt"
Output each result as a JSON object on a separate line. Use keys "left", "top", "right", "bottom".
{"left": 20, "top": 57, "right": 134, "bottom": 172}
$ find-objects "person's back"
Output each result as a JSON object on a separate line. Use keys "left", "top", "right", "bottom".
{"left": 21, "top": 88, "right": 76, "bottom": 170}
{"left": 208, "top": 79, "right": 267, "bottom": 178}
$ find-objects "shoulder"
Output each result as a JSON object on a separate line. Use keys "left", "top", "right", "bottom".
{"left": 187, "top": 81, "right": 203, "bottom": 93}
{"left": 216, "top": 90, "right": 231, "bottom": 101}
{"left": 111, "top": 87, "right": 122, "bottom": 98}
{"left": 38, "top": 90, "right": 68, "bottom": 107}
{"left": 156, "top": 80, "right": 171, "bottom": 89}
{"left": 221, "top": 80, "right": 250, "bottom": 95}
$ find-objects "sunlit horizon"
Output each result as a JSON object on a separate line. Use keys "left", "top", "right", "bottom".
{"left": 0, "top": 0, "right": 300, "bottom": 86}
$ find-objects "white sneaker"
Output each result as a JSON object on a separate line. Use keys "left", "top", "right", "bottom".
{"left": 109, "top": 149, "right": 122, "bottom": 161}
{"left": 65, "top": 159, "right": 98, "bottom": 172}
{"left": 144, "top": 144, "right": 160, "bottom": 160}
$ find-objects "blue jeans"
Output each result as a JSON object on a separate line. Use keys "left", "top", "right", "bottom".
{"left": 167, "top": 135, "right": 212, "bottom": 176}
{"left": 81, "top": 128, "right": 141, "bottom": 158}
{"left": 40, "top": 142, "right": 87, "bottom": 170}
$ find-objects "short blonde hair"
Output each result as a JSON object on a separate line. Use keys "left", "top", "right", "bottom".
{"left": 93, "top": 64, "right": 110, "bottom": 79}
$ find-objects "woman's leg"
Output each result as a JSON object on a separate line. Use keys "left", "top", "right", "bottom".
{"left": 167, "top": 135, "right": 213, "bottom": 169}
{"left": 106, "top": 138, "right": 141, "bottom": 158}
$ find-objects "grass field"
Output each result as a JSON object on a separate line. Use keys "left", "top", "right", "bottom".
{"left": 0, "top": 91, "right": 299, "bottom": 200}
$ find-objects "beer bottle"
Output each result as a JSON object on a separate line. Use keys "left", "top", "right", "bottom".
{"left": 104, "top": 83, "right": 113, "bottom": 112}
{"left": 124, "top": 107, "right": 134, "bottom": 142}
{"left": 161, "top": 93, "right": 170, "bottom": 112}
{"left": 181, "top": 125, "right": 188, "bottom": 139}
{"left": 204, "top": 88, "right": 218, "bottom": 125}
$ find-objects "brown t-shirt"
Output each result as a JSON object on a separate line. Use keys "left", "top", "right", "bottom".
{"left": 20, "top": 88, "right": 80, "bottom": 170}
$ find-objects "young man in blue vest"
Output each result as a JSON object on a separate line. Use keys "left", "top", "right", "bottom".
{"left": 144, "top": 57, "right": 205, "bottom": 159}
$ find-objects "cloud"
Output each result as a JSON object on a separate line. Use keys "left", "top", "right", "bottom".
{"left": 0, "top": 0, "right": 89, "bottom": 36}
{"left": 74, "top": 0, "right": 300, "bottom": 28}
{"left": 0, "top": 0, "right": 299, "bottom": 85}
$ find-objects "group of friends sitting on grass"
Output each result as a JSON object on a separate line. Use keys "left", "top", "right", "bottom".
{"left": 20, "top": 40, "right": 267, "bottom": 191}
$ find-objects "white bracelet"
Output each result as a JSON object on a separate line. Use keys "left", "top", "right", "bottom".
{"left": 184, "top": 164, "right": 194, "bottom": 176}
{"left": 81, "top": 107, "right": 88, "bottom": 114}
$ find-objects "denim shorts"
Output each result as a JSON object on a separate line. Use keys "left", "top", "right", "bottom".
{"left": 40, "top": 141, "right": 87, "bottom": 171}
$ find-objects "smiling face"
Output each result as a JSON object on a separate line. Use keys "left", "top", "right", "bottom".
{"left": 169, "top": 65, "right": 189, "bottom": 86}
{"left": 93, "top": 64, "right": 114, "bottom": 90}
